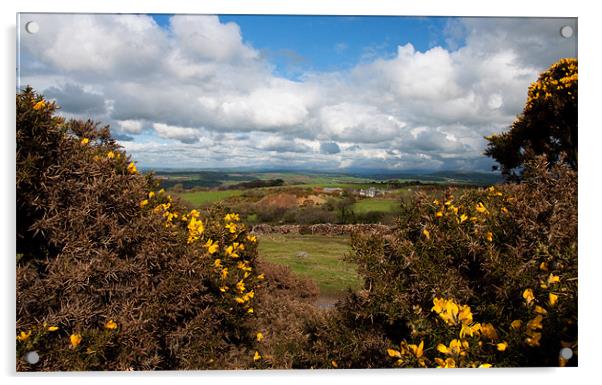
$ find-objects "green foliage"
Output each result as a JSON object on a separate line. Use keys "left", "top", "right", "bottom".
{"left": 485, "top": 58, "right": 577, "bottom": 179}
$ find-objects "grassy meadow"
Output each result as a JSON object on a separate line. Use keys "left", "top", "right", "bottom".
{"left": 351, "top": 199, "right": 400, "bottom": 214}
{"left": 257, "top": 234, "right": 361, "bottom": 297}
{"left": 178, "top": 189, "right": 242, "bottom": 205}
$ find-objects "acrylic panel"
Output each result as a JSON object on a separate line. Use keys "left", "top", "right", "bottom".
{"left": 16, "top": 13, "right": 577, "bottom": 371}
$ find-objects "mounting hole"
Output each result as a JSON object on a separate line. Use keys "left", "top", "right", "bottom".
{"left": 25, "top": 351, "right": 40, "bottom": 364}
{"left": 560, "top": 347, "right": 573, "bottom": 360}
{"left": 560, "top": 25, "right": 574, "bottom": 39}
{"left": 25, "top": 21, "right": 39, "bottom": 34}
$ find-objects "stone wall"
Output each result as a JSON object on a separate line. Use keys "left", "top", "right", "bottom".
{"left": 250, "top": 223, "right": 394, "bottom": 236}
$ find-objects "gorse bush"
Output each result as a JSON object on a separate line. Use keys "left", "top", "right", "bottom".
{"left": 16, "top": 87, "right": 266, "bottom": 370}
{"left": 485, "top": 58, "right": 577, "bottom": 179}
{"left": 333, "top": 157, "right": 577, "bottom": 367}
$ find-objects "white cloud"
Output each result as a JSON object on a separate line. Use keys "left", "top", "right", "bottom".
{"left": 19, "top": 14, "right": 577, "bottom": 171}
{"left": 118, "top": 120, "right": 144, "bottom": 134}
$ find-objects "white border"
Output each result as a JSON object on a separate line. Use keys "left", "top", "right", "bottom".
{"left": 2, "top": 1, "right": 599, "bottom": 385}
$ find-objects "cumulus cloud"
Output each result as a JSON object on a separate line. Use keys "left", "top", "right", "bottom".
{"left": 18, "top": 14, "right": 577, "bottom": 171}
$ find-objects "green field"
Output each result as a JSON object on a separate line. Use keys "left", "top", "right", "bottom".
{"left": 257, "top": 234, "right": 361, "bottom": 297}
{"left": 178, "top": 190, "right": 242, "bottom": 205}
{"left": 351, "top": 199, "right": 400, "bottom": 213}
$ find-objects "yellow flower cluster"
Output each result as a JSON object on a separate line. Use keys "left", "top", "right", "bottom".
{"left": 430, "top": 297, "right": 501, "bottom": 368}
{"left": 431, "top": 297, "right": 473, "bottom": 326}
{"left": 17, "top": 320, "right": 118, "bottom": 354}
{"left": 430, "top": 189, "right": 508, "bottom": 244}
{"left": 32, "top": 100, "right": 47, "bottom": 110}
{"left": 517, "top": 273, "right": 561, "bottom": 347}
{"left": 187, "top": 216, "right": 205, "bottom": 244}
{"left": 387, "top": 340, "right": 426, "bottom": 367}
{"left": 127, "top": 162, "right": 137, "bottom": 174}
{"left": 526, "top": 58, "right": 577, "bottom": 108}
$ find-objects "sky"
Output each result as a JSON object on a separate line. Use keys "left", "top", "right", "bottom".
{"left": 17, "top": 14, "right": 577, "bottom": 172}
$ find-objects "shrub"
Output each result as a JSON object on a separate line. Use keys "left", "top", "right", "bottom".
{"left": 338, "top": 157, "right": 577, "bottom": 367}
{"left": 485, "top": 58, "right": 577, "bottom": 179}
{"left": 16, "top": 88, "right": 265, "bottom": 371}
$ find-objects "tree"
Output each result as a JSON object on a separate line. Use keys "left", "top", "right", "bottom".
{"left": 484, "top": 58, "right": 577, "bottom": 179}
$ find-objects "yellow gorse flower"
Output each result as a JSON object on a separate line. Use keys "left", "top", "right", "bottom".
{"left": 459, "top": 213, "right": 468, "bottom": 223}
{"left": 225, "top": 222, "right": 238, "bottom": 234}
{"left": 256, "top": 332, "right": 264, "bottom": 342}
{"left": 187, "top": 217, "right": 205, "bottom": 244}
{"left": 435, "top": 357, "right": 456, "bottom": 368}
{"left": 205, "top": 239, "right": 219, "bottom": 254}
{"left": 437, "top": 339, "right": 469, "bottom": 357}
{"left": 105, "top": 320, "right": 118, "bottom": 330}
{"left": 237, "top": 261, "right": 252, "bottom": 272}
{"left": 432, "top": 297, "right": 473, "bottom": 326}
{"left": 522, "top": 288, "right": 535, "bottom": 305}
{"left": 246, "top": 235, "right": 257, "bottom": 243}
{"left": 224, "top": 213, "right": 240, "bottom": 222}
{"left": 539, "top": 262, "right": 548, "bottom": 271}
{"left": 408, "top": 340, "right": 424, "bottom": 358}
{"left": 475, "top": 202, "right": 488, "bottom": 214}
{"left": 485, "top": 232, "right": 493, "bottom": 242}
{"left": 496, "top": 341, "right": 508, "bottom": 351}
{"left": 17, "top": 330, "right": 32, "bottom": 341}
{"left": 140, "top": 199, "right": 149, "bottom": 208}
{"left": 527, "top": 315, "right": 543, "bottom": 331}
{"left": 422, "top": 228, "right": 430, "bottom": 240}
{"left": 33, "top": 100, "right": 46, "bottom": 110}
{"left": 549, "top": 293, "right": 558, "bottom": 306}
{"left": 225, "top": 245, "right": 240, "bottom": 258}
{"left": 80, "top": 138, "right": 90, "bottom": 145}
{"left": 547, "top": 274, "right": 560, "bottom": 285}
{"left": 534, "top": 305, "right": 547, "bottom": 315}
{"left": 253, "top": 351, "right": 261, "bottom": 361}
{"left": 70, "top": 333, "right": 82, "bottom": 348}
{"left": 480, "top": 323, "right": 498, "bottom": 340}
{"left": 107, "top": 151, "right": 115, "bottom": 159}
{"left": 127, "top": 162, "right": 137, "bottom": 174}
{"left": 459, "top": 322, "right": 481, "bottom": 338}
{"left": 148, "top": 191, "right": 155, "bottom": 199}
{"left": 47, "top": 326, "right": 59, "bottom": 332}
{"left": 510, "top": 320, "right": 522, "bottom": 330}
{"left": 236, "top": 280, "right": 246, "bottom": 293}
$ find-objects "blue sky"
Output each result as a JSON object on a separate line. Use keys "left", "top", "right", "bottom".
{"left": 151, "top": 14, "right": 457, "bottom": 79}
{"left": 19, "top": 14, "right": 576, "bottom": 171}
